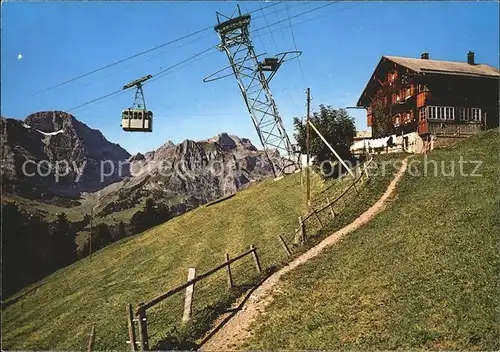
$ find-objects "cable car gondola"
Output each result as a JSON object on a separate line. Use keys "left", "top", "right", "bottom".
{"left": 121, "top": 74, "right": 154, "bottom": 132}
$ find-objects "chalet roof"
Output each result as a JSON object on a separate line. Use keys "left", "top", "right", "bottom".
{"left": 356, "top": 55, "right": 500, "bottom": 106}
{"left": 385, "top": 56, "right": 500, "bottom": 78}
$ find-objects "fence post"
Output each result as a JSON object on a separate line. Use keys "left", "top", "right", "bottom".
{"left": 278, "top": 235, "right": 292, "bottom": 256}
{"left": 127, "top": 304, "right": 137, "bottom": 352}
{"left": 137, "top": 304, "right": 149, "bottom": 351}
{"left": 295, "top": 216, "right": 305, "bottom": 244}
{"left": 250, "top": 245, "right": 262, "bottom": 274}
{"left": 225, "top": 253, "right": 234, "bottom": 289}
{"left": 326, "top": 197, "right": 336, "bottom": 219}
{"left": 313, "top": 209, "right": 323, "bottom": 228}
{"left": 87, "top": 323, "right": 96, "bottom": 352}
{"left": 182, "top": 268, "right": 196, "bottom": 323}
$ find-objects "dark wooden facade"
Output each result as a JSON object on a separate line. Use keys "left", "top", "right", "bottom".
{"left": 357, "top": 52, "right": 499, "bottom": 137}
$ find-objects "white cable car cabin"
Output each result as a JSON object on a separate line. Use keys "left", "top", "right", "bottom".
{"left": 121, "top": 109, "right": 153, "bottom": 132}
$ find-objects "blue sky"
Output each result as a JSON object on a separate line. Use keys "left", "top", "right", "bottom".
{"left": 2, "top": 1, "right": 498, "bottom": 154}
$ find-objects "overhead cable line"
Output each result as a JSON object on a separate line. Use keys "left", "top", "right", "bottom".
{"left": 67, "top": 46, "right": 216, "bottom": 112}
{"left": 259, "top": 1, "right": 280, "bottom": 53}
{"left": 285, "top": 2, "right": 307, "bottom": 86}
{"left": 67, "top": 2, "right": 362, "bottom": 112}
{"left": 252, "top": 1, "right": 338, "bottom": 35}
{"left": 33, "top": 2, "right": 283, "bottom": 96}
{"left": 47, "top": 2, "right": 313, "bottom": 101}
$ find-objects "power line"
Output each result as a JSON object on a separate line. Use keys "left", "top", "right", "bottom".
{"left": 259, "top": 1, "right": 280, "bottom": 53}
{"left": 67, "top": 46, "right": 216, "bottom": 112}
{"left": 66, "top": 2, "right": 364, "bottom": 113}
{"left": 252, "top": 1, "right": 337, "bottom": 34}
{"left": 33, "top": 2, "right": 283, "bottom": 96}
{"left": 285, "top": 2, "right": 307, "bottom": 86}
{"left": 250, "top": 2, "right": 270, "bottom": 55}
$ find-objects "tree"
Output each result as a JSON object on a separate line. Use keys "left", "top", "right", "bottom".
{"left": 129, "top": 199, "right": 174, "bottom": 235}
{"left": 294, "top": 105, "right": 356, "bottom": 177}
{"left": 130, "top": 210, "right": 148, "bottom": 234}
{"left": 116, "top": 221, "right": 127, "bottom": 239}
{"left": 2, "top": 202, "right": 59, "bottom": 298}
{"left": 50, "top": 212, "right": 76, "bottom": 267}
{"left": 91, "top": 223, "right": 113, "bottom": 249}
{"left": 157, "top": 202, "right": 173, "bottom": 222}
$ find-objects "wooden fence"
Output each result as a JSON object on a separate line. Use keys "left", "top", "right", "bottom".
{"left": 125, "top": 157, "right": 374, "bottom": 351}
{"left": 294, "top": 157, "right": 374, "bottom": 244}
{"left": 126, "top": 246, "right": 262, "bottom": 351}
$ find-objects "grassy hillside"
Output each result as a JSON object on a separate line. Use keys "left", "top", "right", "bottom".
{"left": 2, "top": 156, "right": 402, "bottom": 350}
{"left": 2, "top": 171, "right": 308, "bottom": 350}
{"left": 245, "top": 129, "right": 500, "bottom": 350}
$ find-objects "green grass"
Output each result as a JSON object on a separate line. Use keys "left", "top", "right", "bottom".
{"left": 1, "top": 193, "right": 90, "bottom": 222}
{"left": 244, "top": 129, "right": 500, "bottom": 350}
{"left": 1, "top": 156, "right": 401, "bottom": 350}
{"left": 2, "top": 172, "right": 309, "bottom": 350}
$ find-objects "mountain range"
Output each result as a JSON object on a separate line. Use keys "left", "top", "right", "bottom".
{"left": 1, "top": 111, "right": 275, "bottom": 224}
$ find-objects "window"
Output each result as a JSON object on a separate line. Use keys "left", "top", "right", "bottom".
{"left": 419, "top": 108, "right": 426, "bottom": 121}
{"left": 444, "top": 107, "right": 452, "bottom": 120}
{"left": 428, "top": 106, "right": 435, "bottom": 119}
{"left": 427, "top": 106, "right": 456, "bottom": 120}
{"left": 405, "top": 112, "right": 411, "bottom": 123}
{"left": 471, "top": 108, "right": 481, "bottom": 121}
{"left": 459, "top": 107, "right": 468, "bottom": 121}
{"left": 394, "top": 115, "right": 400, "bottom": 127}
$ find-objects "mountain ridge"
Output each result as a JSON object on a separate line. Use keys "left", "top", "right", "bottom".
{"left": 1, "top": 111, "right": 275, "bottom": 227}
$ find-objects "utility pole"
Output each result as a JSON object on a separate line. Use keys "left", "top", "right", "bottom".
{"left": 306, "top": 88, "right": 311, "bottom": 208}
{"left": 89, "top": 207, "right": 93, "bottom": 262}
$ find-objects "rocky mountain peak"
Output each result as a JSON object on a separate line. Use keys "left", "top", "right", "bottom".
{"left": 206, "top": 132, "right": 258, "bottom": 152}
{"left": 24, "top": 111, "right": 76, "bottom": 133}
{"left": 2, "top": 112, "right": 130, "bottom": 197}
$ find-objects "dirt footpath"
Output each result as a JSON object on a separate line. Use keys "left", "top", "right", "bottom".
{"left": 201, "top": 158, "right": 409, "bottom": 351}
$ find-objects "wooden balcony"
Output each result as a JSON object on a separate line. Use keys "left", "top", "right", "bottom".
{"left": 427, "top": 121, "right": 483, "bottom": 136}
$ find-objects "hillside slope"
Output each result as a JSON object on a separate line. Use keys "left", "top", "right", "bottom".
{"left": 244, "top": 129, "right": 500, "bottom": 350}
{"left": 2, "top": 154, "right": 402, "bottom": 350}
{"left": 2, "top": 112, "right": 276, "bottom": 232}
{"left": 1, "top": 172, "right": 309, "bottom": 350}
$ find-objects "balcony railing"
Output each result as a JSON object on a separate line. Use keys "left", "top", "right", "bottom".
{"left": 424, "top": 106, "right": 483, "bottom": 122}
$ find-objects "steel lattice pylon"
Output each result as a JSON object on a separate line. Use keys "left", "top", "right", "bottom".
{"left": 122, "top": 74, "right": 152, "bottom": 110}
{"left": 132, "top": 85, "right": 147, "bottom": 109}
{"left": 204, "top": 5, "right": 301, "bottom": 176}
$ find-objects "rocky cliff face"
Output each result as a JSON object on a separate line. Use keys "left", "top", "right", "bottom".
{"left": 2, "top": 111, "right": 275, "bottom": 221}
{"left": 1, "top": 111, "right": 130, "bottom": 198}
{"left": 92, "top": 132, "right": 275, "bottom": 216}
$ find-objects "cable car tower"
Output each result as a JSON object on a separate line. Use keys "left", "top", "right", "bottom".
{"left": 121, "top": 74, "right": 153, "bottom": 132}
{"left": 204, "top": 5, "right": 301, "bottom": 177}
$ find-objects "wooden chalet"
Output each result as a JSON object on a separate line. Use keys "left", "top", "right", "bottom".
{"left": 357, "top": 51, "right": 499, "bottom": 138}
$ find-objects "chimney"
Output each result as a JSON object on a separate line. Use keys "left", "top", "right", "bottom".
{"left": 421, "top": 52, "right": 429, "bottom": 60}
{"left": 467, "top": 51, "right": 475, "bottom": 65}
